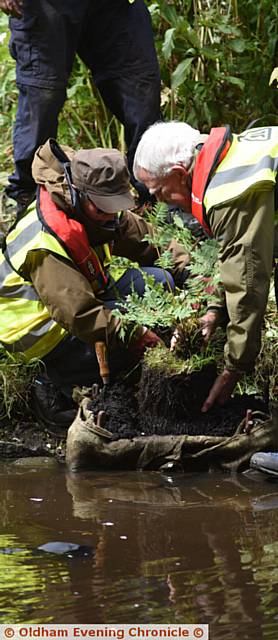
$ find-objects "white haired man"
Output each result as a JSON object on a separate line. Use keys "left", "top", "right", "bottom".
{"left": 134, "top": 121, "right": 278, "bottom": 412}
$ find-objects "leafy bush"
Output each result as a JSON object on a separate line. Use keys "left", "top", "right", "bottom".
{"left": 148, "top": 0, "right": 278, "bottom": 130}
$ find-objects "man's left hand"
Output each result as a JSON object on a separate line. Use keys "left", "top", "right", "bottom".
{"left": 201, "top": 368, "right": 242, "bottom": 412}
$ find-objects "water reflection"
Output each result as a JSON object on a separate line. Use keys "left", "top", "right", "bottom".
{"left": 0, "top": 461, "right": 278, "bottom": 638}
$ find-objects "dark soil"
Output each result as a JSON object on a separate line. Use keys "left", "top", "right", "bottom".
{"left": 87, "top": 381, "right": 268, "bottom": 441}
{"left": 0, "top": 371, "right": 269, "bottom": 458}
{"left": 137, "top": 361, "right": 218, "bottom": 423}
{"left": 0, "top": 415, "right": 66, "bottom": 460}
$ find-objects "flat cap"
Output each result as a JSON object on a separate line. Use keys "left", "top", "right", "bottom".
{"left": 71, "top": 148, "right": 135, "bottom": 213}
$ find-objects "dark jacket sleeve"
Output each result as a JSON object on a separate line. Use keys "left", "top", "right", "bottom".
{"left": 25, "top": 251, "right": 121, "bottom": 348}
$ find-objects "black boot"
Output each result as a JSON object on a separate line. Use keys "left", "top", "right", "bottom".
{"left": 31, "top": 375, "right": 77, "bottom": 435}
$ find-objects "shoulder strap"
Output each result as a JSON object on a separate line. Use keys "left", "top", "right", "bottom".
{"left": 191, "top": 126, "right": 232, "bottom": 233}
{"left": 48, "top": 138, "right": 82, "bottom": 218}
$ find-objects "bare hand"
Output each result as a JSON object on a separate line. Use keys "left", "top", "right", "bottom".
{"left": 129, "top": 326, "right": 163, "bottom": 360}
{"left": 201, "top": 368, "right": 242, "bottom": 412}
{"left": 0, "top": 0, "right": 22, "bottom": 18}
{"left": 199, "top": 310, "right": 219, "bottom": 343}
{"left": 170, "top": 327, "right": 180, "bottom": 352}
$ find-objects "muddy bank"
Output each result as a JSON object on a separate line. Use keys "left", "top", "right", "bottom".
{"left": 0, "top": 416, "right": 65, "bottom": 459}
{"left": 87, "top": 382, "right": 268, "bottom": 440}
{"left": 0, "top": 373, "right": 269, "bottom": 461}
{"left": 0, "top": 358, "right": 269, "bottom": 461}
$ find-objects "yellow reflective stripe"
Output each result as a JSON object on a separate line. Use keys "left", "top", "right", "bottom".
{"left": 205, "top": 174, "right": 275, "bottom": 211}
{"left": 39, "top": 229, "right": 70, "bottom": 257}
{"left": 5, "top": 205, "right": 36, "bottom": 251}
{"left": 210, "top": 155, "right": 278, "bottom": 189}
{"left": 9, "top": 229, "right": 70, "bottom": 272}
{"left": 0, "top": 245, "right": 66, "bottom": 357}
{"left": 204, "top": 127, "right": 278, "bottom": 212}
{"left": 0, "top": 291, "right": 66, "bottom": 359}
{"left": 102, "top": 243, "right": 112, "bottom": 268}
{"left": 109, "top": 266, "right": 126, "bottom": 282}
{"left": 0, "top": 297, "right": 49, "bottom": 340}
{"left": 6, "top": 205, "right": 111, "bottom": 286}
{"left": 2, "top": 323, "right": 67, "bottom": 361}
{"left": 6, "top": 203, "right": 70, "bottom": 272}
{"left": 0, "top": 281, "right": 38, "bottom": 301}
{"left": 21, "top": 323, "right": 66, "bottom": 360}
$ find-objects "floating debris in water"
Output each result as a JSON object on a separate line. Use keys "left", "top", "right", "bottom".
{"left": 36, "top": 541, "right": 93, "bottom": 557}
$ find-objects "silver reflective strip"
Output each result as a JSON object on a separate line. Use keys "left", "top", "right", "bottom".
{"left": 0, "top": 283, "right": 39, "bottom": 300}
{"left": 0, "top": 257, "right": 38, "bottom": 300}
{"left": 6, "top": 218, "right": 41, "bottom": 258}
{"left": 3, "top": 316, "right": 54, "bottom": 352}
{"left": 0, "top": 259, "right": 13, "bottom": 279}
{"left": 210, "top": 154, "right": 278, "bottom": 188}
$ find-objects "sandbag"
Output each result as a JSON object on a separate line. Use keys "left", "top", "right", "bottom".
{"left": 66, "top": 398, "right": 278, "bottom": 473}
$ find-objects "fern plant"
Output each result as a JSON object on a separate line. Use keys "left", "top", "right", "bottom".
{"left": 111, "top": 201, "right": 221, "bottom": 346}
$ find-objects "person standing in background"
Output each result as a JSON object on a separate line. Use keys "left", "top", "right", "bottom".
{"left": 0, "top": 0, "right": 161, "bottom": 213}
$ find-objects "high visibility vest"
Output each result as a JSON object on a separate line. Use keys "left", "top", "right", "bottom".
{"left": 38, "top": 187, "right": 112, "bottom": 290}
{"left": 192, "top": 126, "right": 278, "bottom": 234}
{"left": 0, "top": 204, "right": 67, "bottom": 359}
{"left": 191, "top": 127, "right": 232, "bottom": 235}
{"left": 0, "top": 197, "right": 113, "bottom": 360}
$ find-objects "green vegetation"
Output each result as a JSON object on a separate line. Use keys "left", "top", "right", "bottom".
{"left": 0, "top": 350, "right": 40, "bottom": 419}
{"left": 143, "top": 342, "right": 215, "bottom": 377}
{"left": 0, "top": 4, "right": 277, "bottom": 417}
{"left": 1, "top": 1, "right": 278, "bottom": 168}
{"left": 239, "top": 295, "right": 278, "bottom": 403}
{"left": 149, "top": 0, "right": 278, "bottom": 129}
{"left": 112, "top": 202, "right": 221, "bottom": 336}
{"left": 111, "top": 201, "right": 225, "bottom": 382}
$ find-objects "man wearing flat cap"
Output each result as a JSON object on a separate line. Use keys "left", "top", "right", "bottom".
{"left": 0, "top": 139, "right": 189, "bottom": 430}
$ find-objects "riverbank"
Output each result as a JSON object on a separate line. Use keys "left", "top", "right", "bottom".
{"left": 0, "top": 375, "right": 270, "bottom": 463}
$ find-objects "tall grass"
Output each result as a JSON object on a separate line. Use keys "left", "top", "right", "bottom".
{"left": 0, "top": 347, "right": 40, "bottom": 419}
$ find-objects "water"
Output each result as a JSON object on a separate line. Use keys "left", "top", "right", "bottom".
{"left": 0, "top": 458, "right": 278, "bottom": 638}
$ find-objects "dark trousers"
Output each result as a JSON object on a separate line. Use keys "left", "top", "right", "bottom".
{"left": 6, "top": 0, "right": 161, "bottom": 204}
{"left": 43, "top": 267, "right": 174, "bottom": 396}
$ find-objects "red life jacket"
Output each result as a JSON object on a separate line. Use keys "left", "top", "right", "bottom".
{"left": 191, "top": 126, "right": 232, "bottom": 235}
{"left": 37, "top": 186, "right": 109, "bottom": 290}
